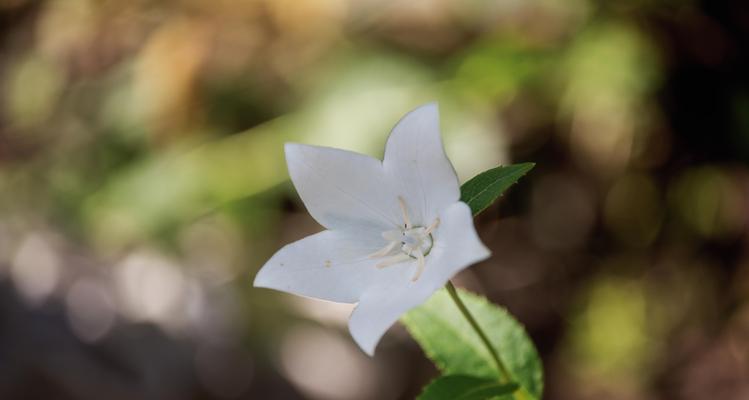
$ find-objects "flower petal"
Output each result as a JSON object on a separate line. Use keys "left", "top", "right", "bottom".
{"left": 427, "top": 201, "right": 491, "bottom": 281}
{"left": 254, "top": 229, "right": 385, "bottom": 303}
{"left": 348, "top": 201, "right": 490, "bottom": 355}
{"left": 285, "top": 143, "right": 401, "bottom": 232}
{"left": 348, "top": 269, "right": 435, "bottom": 355}
{"left": 383, "top": 103, "right": 460, "bottom": 226}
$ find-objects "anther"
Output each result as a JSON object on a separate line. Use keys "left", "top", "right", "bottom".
{"left": 424, "top": 218, "right": 440, "bottom": 235}
{"left": 376, "top": 254, "right": 411, "bottom": 269}
{"left": 398, "top": 196, "right": 411, "bottom": 229}
{"left": 368, "top": 241, "right": 398, "bottom": 258}
{"left": 370, "top": 197, "right": 438, "bottom": 281}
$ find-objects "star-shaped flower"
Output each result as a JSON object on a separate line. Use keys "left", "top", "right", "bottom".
{"left": 254, "top": 103, "right": 491, "bottom": 355}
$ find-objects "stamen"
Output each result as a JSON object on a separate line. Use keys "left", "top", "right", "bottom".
{"left": 398, "top": 196, "right": 411, "bottom": 229}
{"left": 424, "top": 218, "right": 440, "bottom": 235}
{"left": 370, "top": 197, "right": 438, "bottom": 281}
{"left": 376, "top": 253, "right": 411, "bottom": 269}
{"left": 411, "top": 250, "right": 425, "bottom": 281}
{"left": 368, "top": 241, "right": 398, "bottom": 258}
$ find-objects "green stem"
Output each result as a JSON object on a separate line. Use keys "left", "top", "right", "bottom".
{"left": 445, "top": 281, "right": 513, "bottom": 383}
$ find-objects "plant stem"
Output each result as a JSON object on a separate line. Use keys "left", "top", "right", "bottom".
{"left": 445, "top": 281, "right": 513, "bottom": 383}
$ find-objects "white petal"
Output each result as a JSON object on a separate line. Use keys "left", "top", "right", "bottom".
{"left": 383, "top": 103, "right": 460, "bottom": 226}
{"left": 285, "top": 143, "right": 401, "bottom": 232}
{"left": 348, "top": 201, "right": 490, "bottom": 355}
{"left": 254, "top": 230, "right": 385, "bottom": 303}
{"left": 427, "top": 201, "right": 491, "bottom": 282}
{"left": 348, "top": 269, "right": 435, "bottom": 355}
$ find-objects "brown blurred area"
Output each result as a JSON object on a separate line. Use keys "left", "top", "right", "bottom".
{"left": 1, "top": 0, "right": 749, "bottom": 399}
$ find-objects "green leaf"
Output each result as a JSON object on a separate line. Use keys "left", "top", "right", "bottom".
{"left": 402, "top": 288, "right": 543, "bottom": 400}
{"left": 460, "top": 163, "right": 535, "bottom": 216}
{"left": 417, "top": 375, "right": 519, "bottom": 400}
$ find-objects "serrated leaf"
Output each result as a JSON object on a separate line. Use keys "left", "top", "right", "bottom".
{"left": 460, "top": 163, "right": 534, "bottom": 216}
{"left": 417, "top": 375, "right": 519, "bottom": 400}
{"left": 402, "top": 288, "right": 543, "bottom": 400}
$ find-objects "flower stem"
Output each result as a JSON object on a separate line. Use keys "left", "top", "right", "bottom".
{"left": 445, "top": 281, "right": 513, "bottom": 383}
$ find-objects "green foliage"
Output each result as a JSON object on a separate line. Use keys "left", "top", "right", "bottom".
{"left": 460, "top": 163, "right": 535, "bottom": 216}
{"left": 417, "top": 375, "right": 518, "bottom": 400}
{"left": 403, "top": 288, "right": 543, "bottom": 400}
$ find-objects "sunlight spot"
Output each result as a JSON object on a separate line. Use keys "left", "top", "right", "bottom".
{"left": 10, "top": 233, "right": 61, "bottom": 305}
{"left": 114, "top": 250, "right": 187, "bottom": 331}
{"left": 65, "top": 278, "right": 116, "bottom": 342}
{"left": 280, "top": 325, "right": 377, "bottom": 400}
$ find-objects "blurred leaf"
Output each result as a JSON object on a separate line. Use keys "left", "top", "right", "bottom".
{"left": 417, "top": 375, "right": 518, "bottom": 400}
{"left": 402, "top": 288, "right": 543, "bottom": 399}
{"left": 84, "top": 118, "right": 295, "bottom": 247}
{"left": 460, "top": 163, "right": 534, "bottom": 216}
{"left": 452, "top": 41, "right": 549, "bottom": 103}
{"left": 5, "top": 54, "right": 64, "bottom": 129}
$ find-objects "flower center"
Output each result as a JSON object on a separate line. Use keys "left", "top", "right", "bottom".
{"left": 368, "top": 196, "right": 439, "bottom": 282}
{"left": 398, "top": 226, "right": 434, "bottom": 257}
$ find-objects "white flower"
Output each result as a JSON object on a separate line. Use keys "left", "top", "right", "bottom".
{"left": 254, "top": 103, "right": 491, "bottom": 355}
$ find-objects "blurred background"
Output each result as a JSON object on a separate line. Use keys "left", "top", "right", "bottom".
{"left": 1, "top": 0, "right": 748, "bottom": 399}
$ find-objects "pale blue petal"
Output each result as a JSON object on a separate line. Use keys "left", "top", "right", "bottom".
{"left": 285, "top": 143, "right": 402, "bottom": 233}
{"left": 254, "top": 230, "right": 385, "bottom": 303}
{"left": 383, "top": 103, "right": 461, "bottom": 226}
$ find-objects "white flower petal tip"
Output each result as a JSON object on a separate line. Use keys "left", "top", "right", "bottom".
{"left": 383, "top": 102, "right": 461, "bottom": 225}
{"left": 258, "top": 103, "right": 492, "bottom": 356}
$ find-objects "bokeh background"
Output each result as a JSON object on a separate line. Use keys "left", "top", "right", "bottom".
{"left": 1, "top": 0, "right": 748, "bottom": 399}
